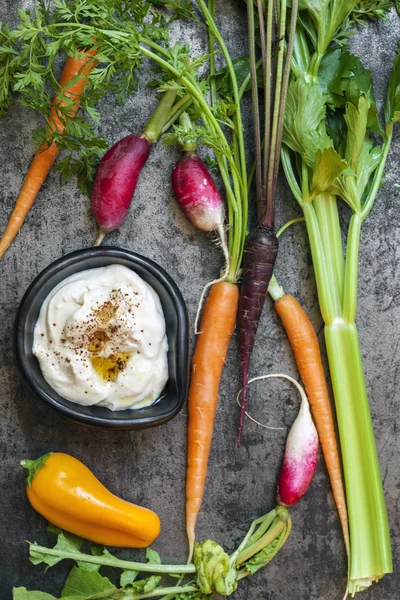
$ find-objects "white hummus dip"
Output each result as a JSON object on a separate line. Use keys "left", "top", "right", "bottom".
{"left": 33, "top": 265, "right": 168, "bottom": 410}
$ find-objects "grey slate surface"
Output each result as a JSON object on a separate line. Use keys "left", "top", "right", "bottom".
{"left": 0, "top": 1, "right": 399, "bottom": 599}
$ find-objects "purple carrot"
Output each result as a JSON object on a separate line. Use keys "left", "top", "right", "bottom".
{"left": 277, "top": 382, "right": 318, "bottom": 506}
{"left": 237, "top": 226, "right": 278, "bottom": 446}
{"left": 237, "top": 0, "right": 298, "bottom": 446}
{"left": 91, "top": 91, "right": 176, "bottom": 245}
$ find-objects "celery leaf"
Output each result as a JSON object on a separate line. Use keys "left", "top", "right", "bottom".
{"left": 283, "top": 77, "right": 330, "bottom": 167}
{"left": 61, "top": 566, "right": 116, "bottom": 597}
{"left": 13, "top": 589, "right": 56, "bottom": 600}
{"left": 30, "top": 531, "right": 83, "bottom": 568}
{"left": 310, "top": 146, "right": 350, "bottom": 199}
{"left": 384, "top": 43, "right": 400, "bottom": 125}
{"left": 344, "top": 96, "right": 370, "bottom": 171}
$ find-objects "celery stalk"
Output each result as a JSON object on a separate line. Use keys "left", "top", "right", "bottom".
{"left": 325, "top": 320, "right": 392, "bottom": 592}
{"left": 280, "top": 5, "right": 398, "bottom": 589}
{"left": 301, "top": 195, "right": 392, "bottom": 592}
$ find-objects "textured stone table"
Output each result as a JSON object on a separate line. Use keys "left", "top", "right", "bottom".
{"left": 0, "top": 2, "right": 399, "bottom": 599}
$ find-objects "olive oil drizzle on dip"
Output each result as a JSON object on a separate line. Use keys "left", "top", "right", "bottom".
{"left": 33, "top": 265, "right": 169, "bottom": 410}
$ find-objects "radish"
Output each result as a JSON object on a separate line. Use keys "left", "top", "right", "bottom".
{"left": 172, "top": 150, "right": 225, "bottom": 234}
{"left": 171, "top": 113, "right": 230, "bottom": 332}
{"left": 236, "top": 373, "right": 318, "bottom": 505}
{"left": 92, "top": 91, "right": 176, "bottom": 245}
{"left": 277, "top": 378, "right": 318, "bottom": 506}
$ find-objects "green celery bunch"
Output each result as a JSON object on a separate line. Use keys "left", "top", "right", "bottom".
{"left": 281, "top": 0, "right": 400, "bottom": 594}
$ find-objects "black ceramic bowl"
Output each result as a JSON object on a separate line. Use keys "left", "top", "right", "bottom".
{"left": 15, "top": 247, "right": 189, "bottom": 430}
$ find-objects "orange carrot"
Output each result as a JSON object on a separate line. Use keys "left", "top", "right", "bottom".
{"left": 274, "top": 293, "right": 350, "bottom": 555}
{"left": 0, "top": 48, "right": 97, "bottom": 259}
{"left": 186, "top": 280, "right": 239, "bottom": 559}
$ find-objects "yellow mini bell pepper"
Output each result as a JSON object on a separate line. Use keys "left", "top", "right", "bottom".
{"left": 21, "top": 452, "right": 160, "bottom": 548}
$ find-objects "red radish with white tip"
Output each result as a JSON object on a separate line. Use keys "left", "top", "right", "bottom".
{"left": 92, "top": 91, "right": 176, "bottom": 245}
{"left": 277, "top": 379, "right": 319, "bottom": 506}
{"left": 171, "top": 112, "right": 226, "bottom": 236}
{"left": 172, "top": 154, "right": 225, "bottom": 233}
{"left": 236, "top": 373, "right": 318, "bottom": 506}
{"left": 171, "top": 113, "right": 230, "bottom": 332}
{"left": 91, "top": 134, "right": 151, "bottom": 242}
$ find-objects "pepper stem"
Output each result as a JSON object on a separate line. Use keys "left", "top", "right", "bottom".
{"left": 21, "top": 453, "right": 53, "bottom": 487}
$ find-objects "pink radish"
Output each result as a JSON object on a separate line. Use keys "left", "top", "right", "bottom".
{"left": 172, "top": 153, "right": 225, "bottom": 233}
{"left": 92, "top": 134, "right": 151, "bottom": 240}
{"left": 170, "top": 113, "right": 230, "bottom": 332}
{"left": 92, "top": 91, "right": 176, "bottom": 245}
{"left": 277, "top": 379, "right": 318, "bottom": 506}
{"left": 236, "top": 373, "right": 318, "bottom": 505}
{"left": 171, "top": 112, "right": 226, "bottom": 235}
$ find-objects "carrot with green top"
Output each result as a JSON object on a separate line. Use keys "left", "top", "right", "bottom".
{"left": 0, "top": 48, "right": 96, "bottom": 259}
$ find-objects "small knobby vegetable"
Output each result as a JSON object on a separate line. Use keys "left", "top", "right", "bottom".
{"left": 21, "top": 453, "right": 160, "bottom": 548}
{"left": 0, "top": 48, "right": 96, "bottom": 259}
{"left": 92, "top": 90, "right": 177, "bottom": 245}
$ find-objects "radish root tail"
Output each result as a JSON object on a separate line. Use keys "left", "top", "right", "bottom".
{"left": 94, "top": 229, "right": 106, "bottom": 247}
{"left": 235, "top": 374, "right": 309, "bottom": 431}
{"left": 194, "top": 224, "right": 230, "bottom": 335}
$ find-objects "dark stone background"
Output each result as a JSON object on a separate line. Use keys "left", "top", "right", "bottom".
{"left": 0, "top": 2, "right": 399, "bottom": 598}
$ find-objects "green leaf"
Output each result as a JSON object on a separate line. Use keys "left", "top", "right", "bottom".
{"left": 283, "top": 76, "right": 331, "bottom": 167}
{"left": 61, "top": 566, "right": 116, "bottom": 598}
{"left": 214, "top": 55, "right": 263, "bottom": 96}
{"left": 142, "top": 576, "right": 162, "bottom": 593}
{"left": 244, "top": 526, "right": 288, "bottom": 575}
{"left": 30, "top": 531, "right": 84, "bottom": 568}
{"left": 319, "top": 49, "right": 384, "bottom": 137}
{"left": 310, "top": 146, "right": 350, "bottom": 199}
{"left": 384, "top": 44, "right": 400, "bottom": 125}
{"left": 13, "top": 589, "right": 56, "bottom": 600}
{"left": 79, "top": 546, "right": 115, "bottom": 572}
{"left": 129, "top": 575, "right": 161, "bottom": 593}
{"left": 328, "top": 95, "right": 384, "bottom": 209}
{"left": 146, "top": 547, "right": 162, "bottom": 565}
{"left": 344, "top": 95, "right": 370, "bottom": 171}
{"left": 120, "top": 570, "right": 139, "bottom": 587}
